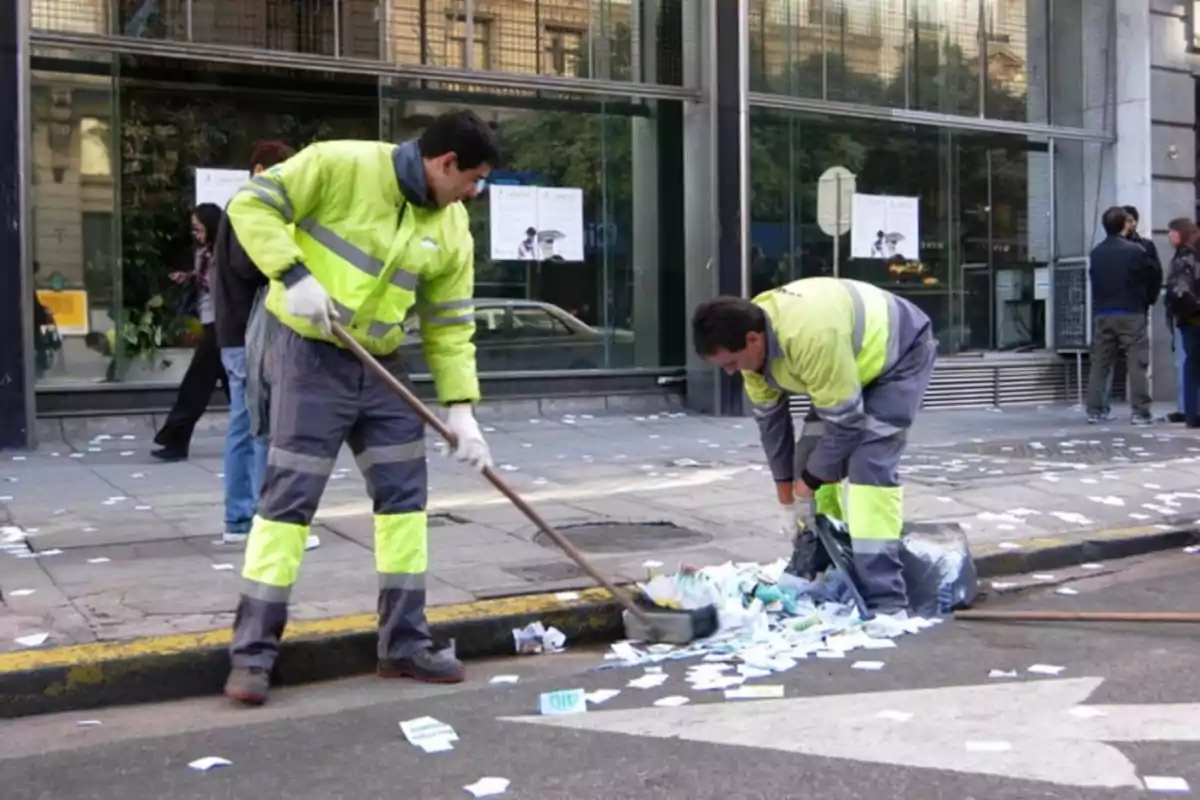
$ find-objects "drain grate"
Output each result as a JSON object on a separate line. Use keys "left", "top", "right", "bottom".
{"left": 533, "top": 521, "right": 711, "bottom": 554}
{"left": 503, "top": 562, "right": 588, "bottom": 582}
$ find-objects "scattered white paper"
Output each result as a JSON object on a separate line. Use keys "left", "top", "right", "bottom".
{"left": 188, "top": 757, "right": 232, "bottom": 771}
{"left": 1049, "top": 511, "right": 1093, "bottom": 526}
{"left": 725, "top": 685, "right": 784, "bottom": 699}
{"left": 627, "top": 673, "right": 669, "bottom": 690}
{"left": 1068, "top": 707, "right": 1107, "bottom": 719}
{"left": 76, "top": 719, "right": 102, "bottom": 727}
{"left": 16, "top": 633, "right": 49, "bottom": 647}
{"left": 1028, "top": 664, "right": 1066, "bottom": 675}
{"left": 554, "top": 591, "right": 581, "bottom": 601}
{"left": 1080, "top": 563, "right": 1104, "bottom": 570}
{"left": 464, "top": 777, "right": 510, "bottom": 798}
{"left": 642, "top": 560, "right": 664, "bottom": 569}
{"left": 996, "top": 542, "right": 1022, "bottom": 551}
{"left": 305, "top": 534, "right": 320, "bottom": 551}
{"left": 877, "top": 710, "right": 913, "bottom": 722}
{"left": 8, "top": 589, "right": 35, "bottom": 597}
{"left": 1031, "top": 574, "right": 1055, "bottom": 581}
{"left": 134, "top": 505, "right": 153, "bottom": 511}
{"left": 653, "top": 695, "right": 691, "bottom": 707}
{"left": 989, "top": 669, "right": 1018, "bottom": 679}
{"left": 400, "top": 716, "right": 458, "bottom": 752}
{"left": 1143, "top": 776, "right": 1190, "bottom": 793}
{"left": 1055, "top": 587, "right": 1080, "bottom": 596}
{"left": 87, "top": 557, "right": 111, "bottom": 564}
{"left": 489, "top": 674, "right": 520, "bottom": 685}
{"left": 1184, "top": 545, "right": 1200, "bottom": 554}
{"left": 815, "top": 650, "right": 845, "bottom": 660}
{"left": 584, "top": 689, "right": 620, "bottom": 705}
{"left": 852, "top": 661, "right": 885, "bottom": 671}
{"left": 990, "top": 582, "right": 1017, "bottom": 590}
{"left": 38, "top": 549, "right": 63, "bottom": 556}
{"left": 212, "top": 563, "right": 235, "bottom": 571}
{"left": 965, "top": 740, "right": 1013, "bottom": 753}
{"left": 539, "top": 688, "right": 587, "bottom": 716}
{"left": 610, "top": 641, "right": 641, "bottom": 663}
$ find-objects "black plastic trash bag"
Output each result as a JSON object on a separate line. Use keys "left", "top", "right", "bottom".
{"left": 784, "top": 518, "right": 978, "bottom": 617}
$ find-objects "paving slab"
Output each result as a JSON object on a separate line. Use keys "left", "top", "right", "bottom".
{"left": 1, "top": 403, "right": 1200, "bottom": 653}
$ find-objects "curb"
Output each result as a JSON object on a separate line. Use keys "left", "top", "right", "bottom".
{"left": 1, "top": 523, "right": 1196, "bottom": 719}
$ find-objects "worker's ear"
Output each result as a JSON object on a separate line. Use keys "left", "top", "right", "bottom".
{"left": 744, "top": 330, "right": 764, "bottom": 352}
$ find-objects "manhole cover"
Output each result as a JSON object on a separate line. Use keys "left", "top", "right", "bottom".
{"left": 533, "top": 521, "right": 711, "bottom": 554}
{"left": 504, "top": 562, "right": 588, "bottom": 582}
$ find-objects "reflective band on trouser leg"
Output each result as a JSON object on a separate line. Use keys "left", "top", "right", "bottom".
{"left": 375, "top": 511, "right": 430, "bottom": 660}
{"left": 814, "top": 483, "right": 845, "bottom": 520}
{"left": 845, "top": 483, "right": 907, "bottom": 613}
{"left": 231, "top": 518, "right": 309, "bottom": 670}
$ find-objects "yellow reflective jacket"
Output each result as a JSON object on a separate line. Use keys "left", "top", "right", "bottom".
{"left": 226, "top": 139, "right": 479, "bottom": 404}
{"left": 743, "top": 277, "right": 931, "bottom": 483}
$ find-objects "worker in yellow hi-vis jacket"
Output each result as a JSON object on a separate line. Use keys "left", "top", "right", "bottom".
{"left": 222, "top": 110, "right": 500, "bottom": 706}
{"left": 691, "top": 278, "right": 938, "bottom": 613}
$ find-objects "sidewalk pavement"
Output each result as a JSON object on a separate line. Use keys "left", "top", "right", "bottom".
{"left": 3, "top": 400, "right": 1200, "bottom": 656}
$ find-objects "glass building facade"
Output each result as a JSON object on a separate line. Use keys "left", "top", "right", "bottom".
{"left": 3, "top": 0, "right": 1193, "bottom": 442}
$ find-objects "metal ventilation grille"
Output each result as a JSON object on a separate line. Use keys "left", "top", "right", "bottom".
{"left": 786, "top": 356, "right": 1110, "bottom": 416}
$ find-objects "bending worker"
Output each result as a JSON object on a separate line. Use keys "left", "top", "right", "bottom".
{"left": 222, "top": 110, "right": 500, "bottom": 705}
{"left": 691, "top": 278, "right": 937, "bottom": 613}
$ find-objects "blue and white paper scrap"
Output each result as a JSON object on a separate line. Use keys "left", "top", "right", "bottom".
{"left": 539, "top": 688, "right": 587, "bottom": 716}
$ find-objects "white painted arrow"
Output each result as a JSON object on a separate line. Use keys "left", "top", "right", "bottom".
{"left": 501, "top": 678, "right": 1200, "bottom": 789}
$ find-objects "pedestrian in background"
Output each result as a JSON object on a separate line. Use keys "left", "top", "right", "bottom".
{"left": 1086, "top": 206, "right": 1161, "bottom": 425}
{"left": 152, "top": 203, "right": 229, "bottom": 461}
{"left": 211, "top": 141, "right": 296, "bottom": 545}
{"left": 1164, "top": 218, "right": 1200, "bottom": 428}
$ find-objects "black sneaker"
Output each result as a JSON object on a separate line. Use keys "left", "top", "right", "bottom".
{"left": 378, "top": 647, "right": 465, "bottom": 684}
{"left": 224, "top": 666, "right": 270, "bottom": 705}
{"left": 1168, "top": 412, "right": 1187, "bottom": 423}
{"left": 150, "top": 446, "right": 188, "bottom": 462}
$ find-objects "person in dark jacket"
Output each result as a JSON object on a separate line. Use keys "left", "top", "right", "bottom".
{"left": 152, "top": 203, "right": 229, "bottom": 460}
{"left": 1086, "top": 206, "right": 1161, "bottom": 425}
{"left": 211, "top": 140, "right": 296, "bottom": 545}
{"left": 1164, "top": 218, "right": 1200, "bottom": 428}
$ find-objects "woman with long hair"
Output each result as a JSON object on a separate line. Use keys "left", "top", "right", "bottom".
{"left": 1165, "top": 217, "right": 1200, "bottom": 428}
{"left": 152, "top": 203, "right": 230, "bottom": 461}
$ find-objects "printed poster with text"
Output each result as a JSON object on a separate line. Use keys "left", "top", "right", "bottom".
{"left": 195, "top": 168, "right": 250, "bottom": 210}
{"left": 850, "top": 194, "right": 920, "bottom": 261}
{"left": 489, "top": 185, "right": 585, "bottom": 262}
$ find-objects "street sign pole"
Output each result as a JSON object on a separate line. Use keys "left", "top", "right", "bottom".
{"left": 817, "top": 166, "right": 856, "bottom": 280}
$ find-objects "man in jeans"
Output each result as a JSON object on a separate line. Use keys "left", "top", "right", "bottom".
{"left": 212, "top": 141, "right": 296, "bottom": 545}
{"left": 1086, "top": 206, "right": 1163, "bottom": 425}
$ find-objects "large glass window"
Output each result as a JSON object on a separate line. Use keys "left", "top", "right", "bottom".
{"left": 748, "top": 0, "right": 1102, "bottom": 128}
{"left": 749, "top": 110, "right": 1053, "bottom": 354}
{"left": 382, "top": 80, "right": 683, "bottom": 372}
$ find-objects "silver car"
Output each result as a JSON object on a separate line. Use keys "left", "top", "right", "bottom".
{"left": 400, "top": 299, "right": 634, "bottom": 373}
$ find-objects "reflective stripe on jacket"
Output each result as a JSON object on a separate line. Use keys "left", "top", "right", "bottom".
{"left": 225, "top": 139, "right": 480, "bottom": 404}
{"left": 743, "top": 277, "right": 932, "bottom": 483}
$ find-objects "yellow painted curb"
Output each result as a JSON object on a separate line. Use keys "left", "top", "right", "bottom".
{"left": 972, "top": 524, "right": 1169, "bottom": 557}
{"left": 0, "top": 586, "right": 618, "bottom": 675}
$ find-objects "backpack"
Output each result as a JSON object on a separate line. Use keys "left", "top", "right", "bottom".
{"left": 1165, "top": 249, "right": 1200, "bottom": 323}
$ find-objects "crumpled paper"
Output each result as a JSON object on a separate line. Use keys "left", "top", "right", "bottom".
{"left": 512, "top": 621, "right": 566, "bottom": 654}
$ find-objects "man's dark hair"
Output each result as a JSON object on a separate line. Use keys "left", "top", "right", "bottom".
{"left": 1122, "top": 205, "right": 1140, "bottom": 222}
{"left": 419, "top": 110, "right": 501, "bottom": 169}
{"left": 1102, "top": 206, "right": 1129, "bottom": 236}
{"left": 691, "top": 296, "right": 767, "bottom": 355}
{"left": 249, "top": 140, "right": 296, "bottom": 171}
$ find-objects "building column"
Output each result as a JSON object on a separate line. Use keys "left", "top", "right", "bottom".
{"left": 0, "top": 0, "right": 36, "bottom": 450}
{"left": 1146, "top": 1, "right": 1197, "bottom": 406}
{"left": 682, "top": 0, "right": 748, "bottom": 415}
{"left": 631, "top": 0, "right": 660, "bottom": 367}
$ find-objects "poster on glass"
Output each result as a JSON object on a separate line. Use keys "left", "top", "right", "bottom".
{"left": 489, "top": 185, "right": 585, "bottom": 262}
{"left": 850, "top": 194, "right": 920, "bottom": 261}
{"left": 195, "top": 168, "right": 251, "bottom": 209}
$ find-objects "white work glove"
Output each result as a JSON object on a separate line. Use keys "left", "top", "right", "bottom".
{"left": 284, "top": 274, "right": 339, "bottom": 335}
{"left": 445, "top": 404, "right": 493, "bottom": 471}
{"left": 778, "top": 502, "right": 801, "bottom": 539}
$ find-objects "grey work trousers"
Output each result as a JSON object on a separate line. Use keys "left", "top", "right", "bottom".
{"left": 1087, "top": 313, "right": 1151, "bottom": 417}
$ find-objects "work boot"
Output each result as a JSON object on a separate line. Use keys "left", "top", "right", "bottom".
{"left": 378, "top": 646, "right": 465, "bottom": 684}
{"left": 150, "top": 446, "right": 188, "bottom": 463}
{"left": 224, "top": 666, "right": 270, "bottom": 705}
{"left": 1168, "top": 411, "right": 1187, "bottom": 424}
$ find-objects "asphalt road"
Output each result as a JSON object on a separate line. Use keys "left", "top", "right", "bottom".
{"left": 3, "top": 551, "right": 1200, "bottom": 800}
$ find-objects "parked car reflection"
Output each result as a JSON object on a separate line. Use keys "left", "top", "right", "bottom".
{"left": 400, "top": 299, "right": 635, "bottom": 373}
